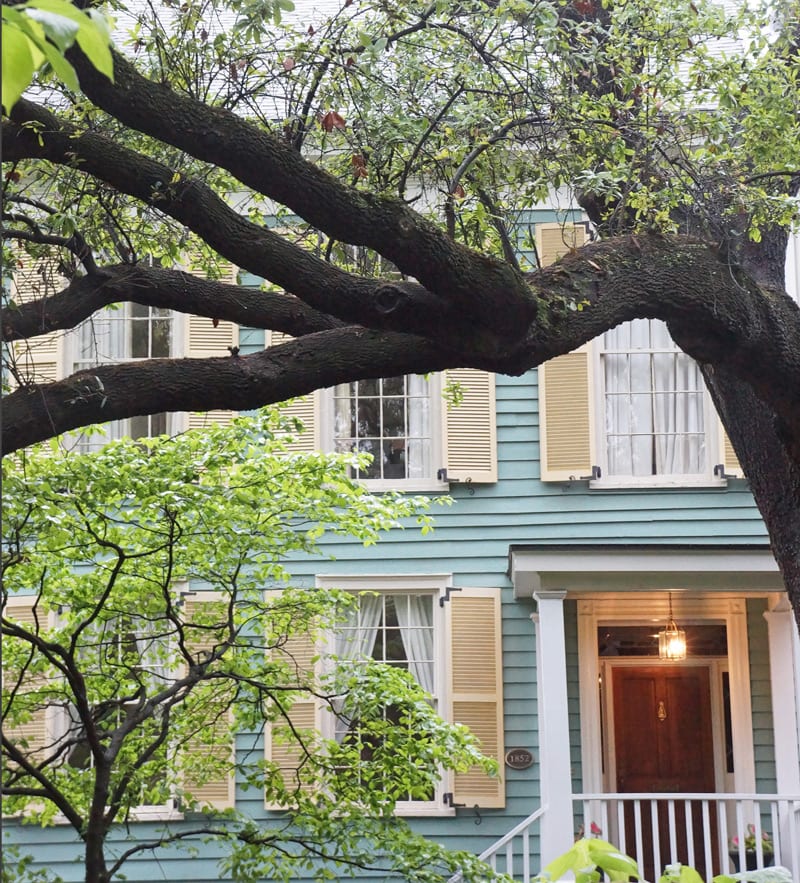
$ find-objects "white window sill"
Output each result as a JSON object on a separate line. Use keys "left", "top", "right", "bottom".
{"left": 31, "top": 807, "right": 183, "bottom": 826}
{"left": 361, "top": 479, "right": 449, "bottom": 493}
{"left": 589, "top": 477, "right": 729, "bottom": 490}
{"left": 395, "top": 803, "right": 456, "bottom": 818}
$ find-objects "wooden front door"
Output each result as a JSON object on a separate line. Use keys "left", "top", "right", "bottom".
{"left": 612, "top": 666, "right": 717, "bottom": 880}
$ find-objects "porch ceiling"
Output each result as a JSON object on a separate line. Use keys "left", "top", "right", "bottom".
{"left": 508, "top": 545, "right": 783, "bottom": 598}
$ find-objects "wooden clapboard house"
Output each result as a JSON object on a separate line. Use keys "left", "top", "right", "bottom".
{"left": 5, "top": 218, "right": 800, "bottom": 882}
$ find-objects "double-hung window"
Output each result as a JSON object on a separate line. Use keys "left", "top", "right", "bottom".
{"left": 599, "top": 319, "right": 709, "bottom": 481}
{"left": 266, "top": 577, "right": 505, "bottom": 815}
{"left": 536, "top": 221, "right": 740, "bottom": 484}
{"left": 332, "top": 375, "right": 435, "bottom": 483}
{"left": 331, "top": 590, "right": 440, "bottom": 809}
{"left": 72, "top": 303, "right": 177, "bottom": 450}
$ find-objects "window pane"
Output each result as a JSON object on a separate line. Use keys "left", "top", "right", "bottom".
{"left": 382, "top": 397, "right": 405, "bottom": 436}
{"left": 151, "top": 319, "right": 171, "bottom": 358}
{"left": 360, "top": 378, "right": 379, "bottom": 396}
{"left": 382, "top": 376, "right": 404, "bottom": 396}
{"left": 130, "top": 318, "right": 149, "bottom": 358}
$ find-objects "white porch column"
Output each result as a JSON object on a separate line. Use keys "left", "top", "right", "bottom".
{"left": 533, "top": 590, "right": 574, "bottom": 861}
{"left": 763, "top": 596, "right": 800, "bottom": 799}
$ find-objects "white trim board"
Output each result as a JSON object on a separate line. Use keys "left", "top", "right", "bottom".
{"left": 509, "top": 548, "right": 782, "bottom": 598}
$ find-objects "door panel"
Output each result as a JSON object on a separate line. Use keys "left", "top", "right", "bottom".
{"left": 613, "top": 666, "right": 717, "bottom": 880}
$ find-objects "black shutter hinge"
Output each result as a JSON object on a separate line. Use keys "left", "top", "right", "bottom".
{"left": 577, "top": 465, "right": 602, "bottom": 481}
{"left": 714, "top": 464, "right": 738, "bottom": 479}
{"left": 437, "top": 468, "right": 460, "bottom": 482}
{"left": 439, "top": 586, "right": 463, "bottom": 607}
{"left": 443, "top": 792, "right": 466, "bottom": 808}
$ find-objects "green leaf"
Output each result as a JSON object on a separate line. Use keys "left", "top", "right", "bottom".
{"left": 1, "top": 24, "right": 36, "bottom": 112}
{"left": 23, "top": 7, "right": 78, "bottom": 52}
{"left": 38, "top": 39, "right": 80, "bottom": 92}
{"left": 19, "top": 0, "right": 115, "bottom": 82}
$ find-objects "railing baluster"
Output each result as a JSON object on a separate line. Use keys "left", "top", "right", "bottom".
{"left": 650, "top": 800, "right": 661, "bottom": 879}
{"left": 699, "top": 799, "right": 711, "bottom": 876}
{"left": 735, "top": 800, "right": 746, "bottom": 872}
{"left": 684, "top": 799, "right": 695, "bottom": 869}
{"left": 667, "top": 799, "right": 678, "bottom": 864}
{"left": 634, "top": 798, "right": 645, "bottom": 873}
{"left": 616, "top": 799, "right": 626, "bottom": 855}
{"left": 505, "top": 841, "right": 513, "bottom": 878}
{"left": 718, "top": 800, "right": 732, "bottom": 875}
{"left": 770, "top": 799, "right": 781, "bottom": 864}
{"left": 523, "top": 828, "right": 530, "bottom": 882}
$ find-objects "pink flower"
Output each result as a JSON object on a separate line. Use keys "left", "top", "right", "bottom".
{"left": 590, "top": 822, "right": 603, "bottom": 836}
{"left": 732, "top": 837, "right": 739, "bottom": 847}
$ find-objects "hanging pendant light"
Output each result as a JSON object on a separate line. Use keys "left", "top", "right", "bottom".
{"left": 658, "top": 593, "right": 687, "bottom": 660}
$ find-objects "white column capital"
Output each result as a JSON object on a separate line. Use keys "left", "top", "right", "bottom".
{"left": 534, "top": 589, "right": 567, "bottom": 603}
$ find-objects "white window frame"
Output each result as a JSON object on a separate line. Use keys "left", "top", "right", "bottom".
{"left": 64, "top": 305, "right": 186, "bottom": 449}
{"left": 316, "top": 574, "right": 455, "bottom": 817}
{"left": 319, "top": 375, "right": 447, "bottom": 493}
{"left": 590, "top": 322, "right": 725, "bottom": 489}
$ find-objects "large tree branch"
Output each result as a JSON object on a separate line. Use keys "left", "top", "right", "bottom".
{"left": 2, "top": 329, "right": 448, "bottom": 454}
{"left": 5, "top": 234, "right": 800, "bottom": 457}
{"left": 3, "top": 102, "right": 478, "bottom": 347}
{"left": 1, "top": 263, "right": 343, "bottom": 342}
{"left": 65, "top": 47, "right": 537, "bottom": 337}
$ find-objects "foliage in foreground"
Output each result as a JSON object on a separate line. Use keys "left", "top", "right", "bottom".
{"left": 533, "top": 837, "right": 794, "bottom": 883}
{"left": 2, "top": 410, "right": 497, "bottom": 882}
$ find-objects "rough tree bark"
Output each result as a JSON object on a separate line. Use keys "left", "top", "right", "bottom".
{"left": 2, "top": 26, "right": 800, "bottom": 629}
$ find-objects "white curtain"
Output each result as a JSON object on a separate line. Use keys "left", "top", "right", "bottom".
{"left": 74, "top": 309, "right": 129, "bottom": 450}
{"left": 75, "top": 307, "right": 128, "bottom": 368}
{"left": 604, "top": 320, "right": 653, "bottom": 476}
{"left": 604, "top": 320, "right": 705, "bottom": 476}
{"left": 395, "top": 595, "right": 434, "bottom": 694}
{"left": 406, "top": 375, "right": 431, "bottom": 480}
{"left": 333, "top": 383, "right": 353, "bottom": 452}
{"left": 651, "top": 322, "right": 705, "bottom": 474}
{"left": 332, "top": 594, "right": 382, "bottom": 742}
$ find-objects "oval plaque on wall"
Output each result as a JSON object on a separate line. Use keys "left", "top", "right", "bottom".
{"left": 504, "top": 748, "right": 534, "bottom": 770}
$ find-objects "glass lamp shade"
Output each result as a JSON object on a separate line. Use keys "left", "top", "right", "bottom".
{"left": 658, "top": 620, "right": 687, "bottom": 660}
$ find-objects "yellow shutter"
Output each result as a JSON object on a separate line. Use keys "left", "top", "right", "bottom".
{"left": 180, "top": 597, "right": 236, "bottom": 811}
{"left": 185, "top": 260, "right": 238, "bottom": 428}
{"left": 535, "top": 223, "right": 596, "bottom": 481}
{"left": 2, "top": 597, "right": 50, "bottom": 765}
{"left": 536, "top": 221, "right": 589, "bottom": 268}
{"left": 717, "top": 424, "right": 743, "bottom": 478}
{"left": 265, "top": 331, "right": 318, "bottom": 453}
{"left": 538, "top": 343, "right": 595, "bottom": 481}
{"left": 9, "top": 259, "right": 64, "bottom": 385}
{"left": 264, "top": 630, "right": 319, "bottom": 809}
{"left": 441, "top": 369, "right": 497, "bottom": 483}
{"left": 448, "top": 588, "right": 505, "bottom": 809}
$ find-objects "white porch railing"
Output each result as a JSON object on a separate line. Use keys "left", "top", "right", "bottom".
{"left": 573, "top": 793, "right": 800, "bottom": 881}
{"left": 451, "top": 795, "right": 800, "bottom": 882}
{"left": 448, "top": 805, "right": 546, "bottom": 882}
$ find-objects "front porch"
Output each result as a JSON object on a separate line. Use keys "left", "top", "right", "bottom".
{"left": 501, "top": 546, "right": 800, "bottom": 881}
{"left": 476, "top": 793, "right": 800, "bottom": 881}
